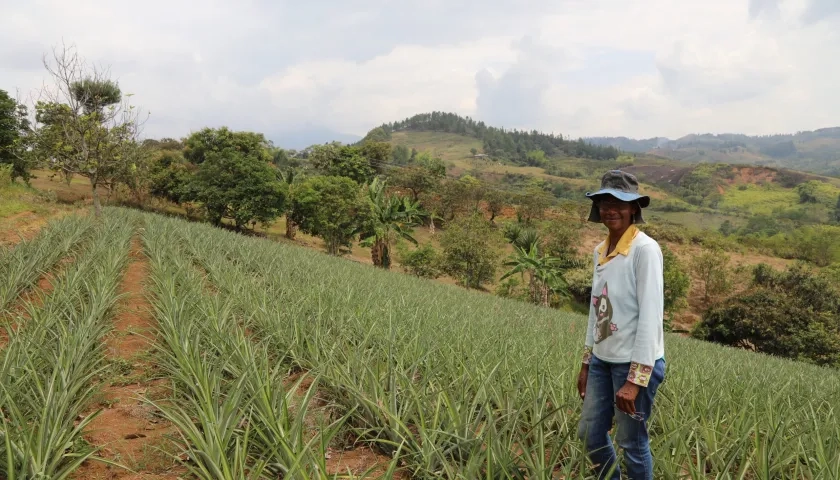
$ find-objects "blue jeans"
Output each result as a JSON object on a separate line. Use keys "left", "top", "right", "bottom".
{"left": 577, "top": 355, "right": 666, "bottom": 480}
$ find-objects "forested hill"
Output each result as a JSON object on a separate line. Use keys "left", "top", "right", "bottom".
{"left": 361, "top": 112, "right": 620, "bottom": 165}
{"left": 588, "top": 127, "right": 840, "bottom": 177}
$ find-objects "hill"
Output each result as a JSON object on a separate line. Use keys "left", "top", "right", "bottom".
{"left": 363, "top": 111, "right": 621, "bottom": 164}
{"left": 376, "top": 126, "right": 840, "bottom": 229}
{"left": 588, "top": 127, "right": 840, "bottom": 177}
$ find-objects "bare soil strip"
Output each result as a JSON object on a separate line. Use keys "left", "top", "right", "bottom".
{"left": 0, "top": 209, "right": 78, "bottom": 248}
{"left": 72, "top": 236, "right": 183, "bottom": 480}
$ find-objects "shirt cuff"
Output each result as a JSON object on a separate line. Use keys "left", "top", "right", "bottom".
{"left": 582, "top": 346, "right": 593, "bottom": 365}
{"left": 627, "top": 362, "right": 653, "bottom": 387}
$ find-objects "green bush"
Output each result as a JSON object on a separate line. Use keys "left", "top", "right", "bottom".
{"left": 657, "top": 200, "right": 694, "bottom": 212}
{"left": 563, "top": 267, "right": 592, "bottom": 305}
{"left": 693, "top": 264, "right": 840, "bottom": 366}
{"left": 439, "top": 213, "right": 501, "bottom": 289}
{"left": 638, "top": 222, "right": 688, "bottom": 244}
{"left": 662, "top": 245, "right": 689, "bottom": 329}
{"left": 399, "top": 243, "right": 443, "bottom": 279}
{"left": 0, "top": 163, "right": 12, "bottom": 188}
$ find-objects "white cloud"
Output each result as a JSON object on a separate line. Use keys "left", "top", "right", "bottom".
{"left": 1, "top": 0, "right": 839, "bottom": 146}
{"left": 260, "top": 37, "right": 518, "bottom": 134}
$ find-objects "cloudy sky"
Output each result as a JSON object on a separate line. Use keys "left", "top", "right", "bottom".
{"left": 2, "top": 0, "right": 839, "bottom": 148}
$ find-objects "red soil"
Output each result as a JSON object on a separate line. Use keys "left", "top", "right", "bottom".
{"left": 72, "top": 237, "right": 183, "bottom": 479}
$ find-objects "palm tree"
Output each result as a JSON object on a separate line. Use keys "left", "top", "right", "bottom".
{"left": 501, "top": 227, "right": 572, "bottom": 307}
{"left": 279, "top": 168, "right": 298, "bottom": 239}
{"left": 359, "top": 178, "right": 426, "bottom": 269}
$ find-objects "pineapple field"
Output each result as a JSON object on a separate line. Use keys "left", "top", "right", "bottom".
{"left": 1, "top": 208, "right": 839, "bottom": 479}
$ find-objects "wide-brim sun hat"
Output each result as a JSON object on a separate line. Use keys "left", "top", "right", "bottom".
{"left": 585, "top": 170, "right": 650, "bottom": 224}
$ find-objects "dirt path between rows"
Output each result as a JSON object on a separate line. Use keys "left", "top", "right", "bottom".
{"left": 72, "top": 236, "right": 183, "bottom": 480}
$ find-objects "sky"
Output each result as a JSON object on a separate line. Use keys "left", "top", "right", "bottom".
{"left": 2, "top": 0, "right": 839, "bottom": 148}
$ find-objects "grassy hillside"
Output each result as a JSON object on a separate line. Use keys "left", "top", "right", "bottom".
{"left": 388, "top": 130, "right": 840, "bottom": 229}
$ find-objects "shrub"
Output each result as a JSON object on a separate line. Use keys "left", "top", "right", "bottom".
{"left": 563, "top": 267, "right": 592, "bottom": 305}
{"left": 638, "top": 222, "right": 688, "bottom": 244}
{"left": 657, "top": 200, "right": 693, "bottom": 212}
{"left": 399, "top": 243, "right": 443, "bottom": 279}
{"left": 439, "top": 213, "right": 501, "bottom": 289}
{"left": 662, "top": 245, "right": 689, "bottom": 329}
{"left": 541, "top": 219, "right": 582, "bottom": 260}
{"left": 693, "top": 264, "right": 840, "bottom": 366}
{"left": 0, "top": 163, "right": 12, "bottom": 188}
{"left": 691, "top": 247, "right": 732, "bottom": 306}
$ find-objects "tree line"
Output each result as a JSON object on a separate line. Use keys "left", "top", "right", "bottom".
{"left": 362, "top": 111, "right": 621, "bottom": 165}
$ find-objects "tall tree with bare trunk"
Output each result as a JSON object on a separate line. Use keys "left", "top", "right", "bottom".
{"left": 32, "top": 43, "right": 147, "bottom": 216}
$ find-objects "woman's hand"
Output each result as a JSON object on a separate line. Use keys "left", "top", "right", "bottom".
{"left": 615, "top": 381, "right": 640, "bottom": 415}
{"left": 577, "top": 364, "right": 589, "bottom": 400}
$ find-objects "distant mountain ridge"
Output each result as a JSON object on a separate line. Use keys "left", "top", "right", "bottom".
{"left": 587, "top": 127, "right": 840, "bottom": 177}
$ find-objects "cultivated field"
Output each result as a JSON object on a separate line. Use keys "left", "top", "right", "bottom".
{"left": 1, "top": 208, "right": 839, "bottom": 479}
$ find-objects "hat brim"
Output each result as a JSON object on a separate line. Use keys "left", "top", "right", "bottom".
{"left": 585, "top": 189, "right": 650, "bottom": 208}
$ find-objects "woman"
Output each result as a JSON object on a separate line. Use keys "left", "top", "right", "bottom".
{"left": 576, "top": 170, "right": 666, "bottom": 480}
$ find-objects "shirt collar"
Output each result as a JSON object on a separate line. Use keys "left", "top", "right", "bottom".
{"left": 597, "top": 225, "right": 639, "bottom": 265}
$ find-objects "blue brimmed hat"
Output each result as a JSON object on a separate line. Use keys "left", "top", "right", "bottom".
{"left": 585, "top": 170, "right": 650, "bottom": 224}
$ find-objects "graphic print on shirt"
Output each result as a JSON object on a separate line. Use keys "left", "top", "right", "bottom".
{"left": 592, "top": 282, "right": 617, "bottom": 344}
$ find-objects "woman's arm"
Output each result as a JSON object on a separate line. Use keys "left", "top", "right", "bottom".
{"left": 581, "top": 248, "right": 599, "bottom": 364}
{"left": 628, "top": 242, "right": 664, "bottom": 387}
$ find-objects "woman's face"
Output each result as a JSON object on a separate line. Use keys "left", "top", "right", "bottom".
{"left": 597, "top": 197, "right": 637, "bottom": 232}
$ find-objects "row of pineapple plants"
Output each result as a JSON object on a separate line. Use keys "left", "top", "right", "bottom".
{"left": 0, "top": 210, "right": 134, "bottom": 479}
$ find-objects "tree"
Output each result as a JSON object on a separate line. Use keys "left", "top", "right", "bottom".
{"left": 0, "top": 89, "right": 33, "bottom": 183}
{"left": 691, "top": 247, "right": 731, "bottom": 306}
{"left": 541, "top": 219, "right": 582, "bottom": 260}
{"left": 834, "top": 194, "right": 840, "bottom": 224}
{"left": 436, "top": 175, "right": 484, "bottom": 221}
{"left": 277, "top": 167, "right": 301, "bottom": 239}
{"left": 309, "top": 143, "right": 376, "bottom": 184}
{"left": 501, "top": 241, "right": 569, "bottom": 307}
{"left": 661, "top": 245, "right": 690, "bottom": 328}
{"left": 502, "top": 222, "right": 580, "bottom": 306}
{"left": 439, "top": 213, "right": 501, "bottom": 289}
{"left": 183, "top": 126, "right": 271, "bottom": 165}
{"left": 359, "top": 141, "right": 391, "bottom": 174}
{"left": 288, "top": 176, "right": 367, "bottom": 255}
{"left": 391, "top": 144, "right": 411, "bottom": 165}
{"left": 796, "top": 180, "right": 820, "bottom": 204}
{"left": 470, "top": 148, "right": 478, "bottom": 156}
{"left": 485, "top": 189, "right": 509, "bottom": 225}
{"left": 387, "top": 154, "right": 445, "bottom": 201}
{"left": 693, "top": 264, "right": 840, "bottom": 366}
{"left": 185, "top": 149, "right": 287, "bottom": 230}
{"left": 789, "top": 225, "right": 840, "bottom": 266}
{"left": 399, "top": 243, "right": 442, "bottom": 278}
{"left": 32, "top": 44, "right": 145, "bottom": 216}
{"left": 525, "top": 149, "right": 546, "bottom": 166}
{"left": 70, "top": 78, "right": 121, "bottom": 115}
{"left": 271, "top": 148, "right": 293, "bottom": 168}
{"left": 147, "top": 150, "right": 194, "bottom": 204}
{"left": 110, "top": 139, "right": 154, "bottom": 206}
{"left": 718, "top": 219, "right": 736, "bottom": 237}
{"left": 514, "top": 185, "right": 552, "bottom": 225}
{"left": 358, "top": 178, "right": 425, "bottom": 269}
